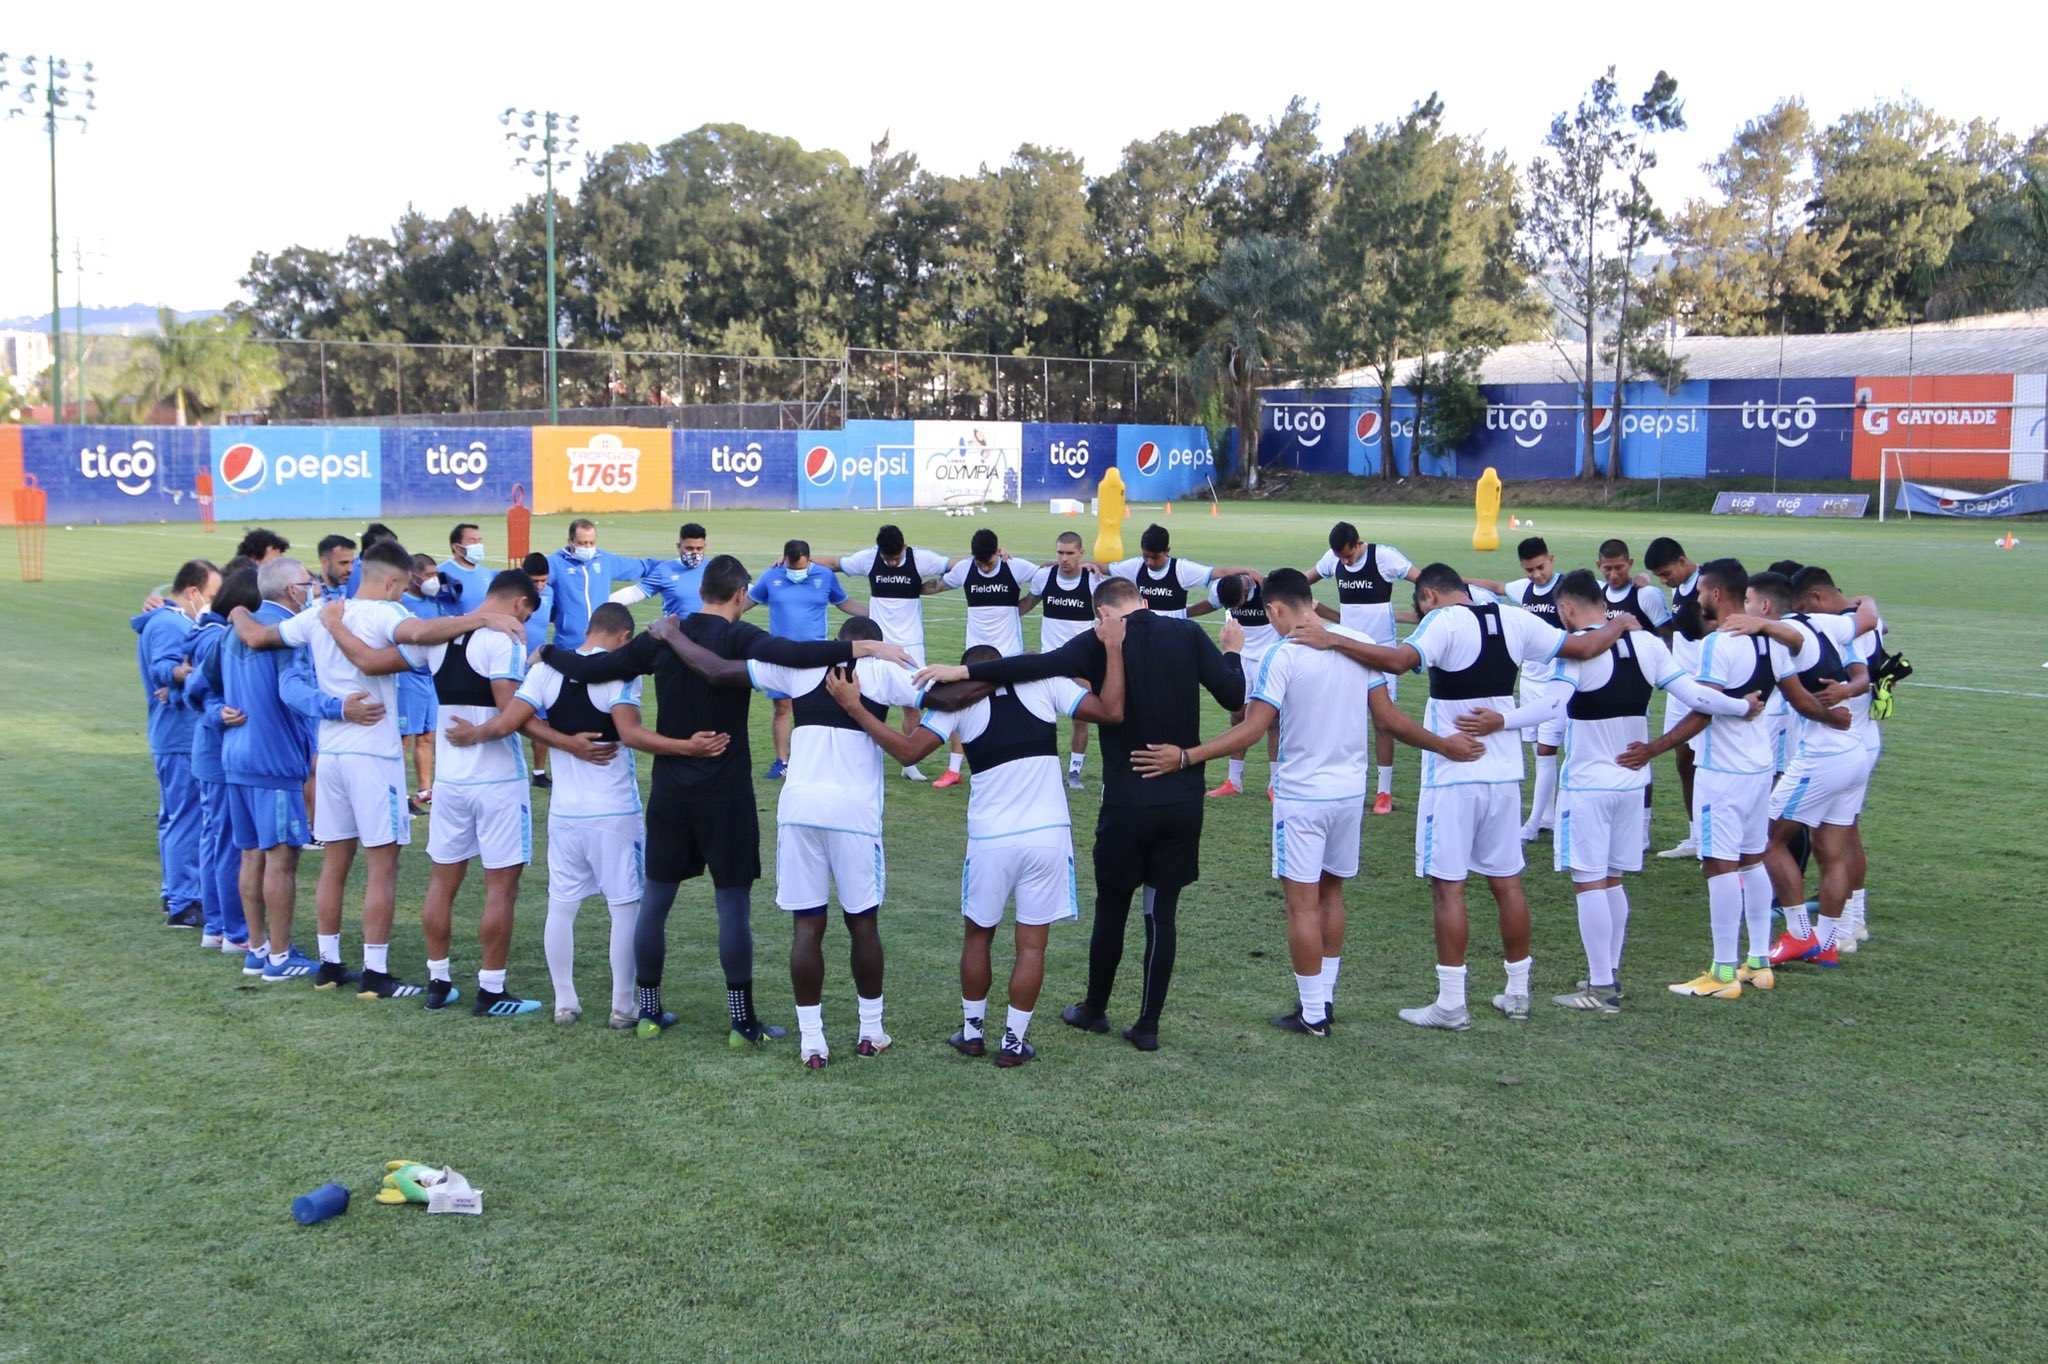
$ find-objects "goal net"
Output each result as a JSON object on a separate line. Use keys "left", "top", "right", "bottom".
{"left": 855, "top": 444, "right": 1024, "bottom": 514}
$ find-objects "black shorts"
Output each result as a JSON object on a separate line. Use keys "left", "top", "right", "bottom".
{"left": 1092, "top": 799, "right": 1203, "bottom": 894}
{"left": 645, "top": 791, "right": 762, "bottom": 889}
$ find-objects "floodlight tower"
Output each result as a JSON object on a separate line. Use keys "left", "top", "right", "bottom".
{"left": 501, "top": 107, "right": 579, "bottom": 425}
{"left": 2, "top": 52, "right": 97, "bottom": 421}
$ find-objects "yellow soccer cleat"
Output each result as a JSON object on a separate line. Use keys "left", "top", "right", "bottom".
{"left": 1737, "top": 962, "right": 1776, "bottom": 989}
{"left": 1668, "top": 970, "right": 1741, "bottom": 999}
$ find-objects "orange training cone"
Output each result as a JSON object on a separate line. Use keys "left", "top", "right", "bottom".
{"left": 1997, "top": 532, "right": 2018, "bottom": 549}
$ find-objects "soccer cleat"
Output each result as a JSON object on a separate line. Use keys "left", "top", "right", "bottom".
{"left": 1371, "top": 792, "right": 1395, "bottom": 816}
{"left": 1123, "top": 1025, "right": 1160, "bottom": 1052}
{"left": 407, "top": 795, "right": 426, "bottom": 818}
{"left": 931, "top": 769, "right": 963, "bottom": 789}
{"left": 763, "top": 759, "right": 788, "bottom": 781}
{"left": 1576, "top": 977, "right": 1627, "bottom": 1002}
{"left": 801, "top": 1050, "right": 828, "bottom": 1069}
{"left": 1060, "top": 1003, "right": 1110, "bottom": 1034}
{"left": 901, "top": 766, "right": 929, "bottom": 782}
{"left": 1668, "top": 970, "right": 1741, "bottom": 999}
{"left": 608, "top": 1009, "right": 637, "bottom": 1030}
{"left": 994, "top": 1035, "right": 1037, "bottom": 1067}
{"left": 856, "top": 1033, "right": 892, "bottom": 1057}
{"left": 260, "top": 953, "right": 315, "bottom": 982}
{"left": 1065, "top": 771, "right": 1085, "bottom": 791}
{"left": 1767, "top": 932, "right": 1823, "bottom": 967}
{"left": 304, "top": 838, "right": 325, "bottom": 853}
{"left": 357, "top": 969, "right": 425, "bottom": 1000}
{"left": 554, "top": 1006, "right": 582, "bottom": 1025}
{"left": 1491, "top": 993, "right": 1531, "bottom": 1022}
{"left": 423, "top": 979, "right": 462, "bottom": 1011}
{"left": 729, "top": 1019, "right": 787, "bottom": 1047}
{"left": 530, "top": 771, "right": 552, "bottom": 790}
{"left": 201, "top": 933, "right": 225, "bottom": 949}
{"left": 314, "top": 960, "right": 362, "bottom": 991}
{"left": 1266, "top": 787, "right": 1275, "bottom": 804}
{"left": 948, "top": 1028, "right": 987, "bottom": 1057}
{"left": 1736, "top": 962, "right": 1776, "bottom": 990}
{"left": 166, "top": 903, "right": 204, "bottom": 929}
{"left": 1206, "top": 778, "right": 1243, "bottom": 798}
{"left": 241, "top": 949, "right": 268, "bottom": 977}
{"left": 223, "top": 938, "right": 248, "bottom": 956}
{"left": 472, "top": 989, "right": 543, "bottom": 1018}
{"left": 1805, "top": 944, "right": 1842, "bottom": 969}
{"left": 1551, "top": 987, "right": 1621, "bottom": 1014}
{"left": 1269, "top": 1009, "right": 1330, "bottom": 1038}
{"left": 1835, "top": 933, "right": 1859, "bottom": 956}
{"left": 1396, "top": 1002, "right": 1471, "bottom": 1031}
{"left": 1656, "top": 837, "right": 1700, "bottom": 860}
{"left": 1854, "top": 919, "right": 1870, "bottom": 943}
{"left": 635, "top": 1010, "right": 677, "bottom": 1038}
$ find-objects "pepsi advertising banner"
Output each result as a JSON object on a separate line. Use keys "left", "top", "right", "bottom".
{"left": 1024, "top": 423, "right": 1115, "bottom": 493}
{"left": 1702, "top": 379, "right": 1854, "bottom": 479}
{"left": 677, "top": 429, "right": 798, "bottom": 510}
{"left": 1614, "top": 381, "right": 1709, "bottom": 479}
{"left": 797, "top": 421, "right": 913, "bottom": 511}
{"left": 383, "top": 428, "right": 532, "bottom": 516}
{"left": 1894, "top": 480, "right": 2048, "bottom": 518}
{"left": 1117, "top": 425, "right": 1216, "bottom": 502}
{"left": 21, "top": 425, "right": 209, "bottom": 524}
{"left": 209, "top": 427, "right": 383, "bottom": 522}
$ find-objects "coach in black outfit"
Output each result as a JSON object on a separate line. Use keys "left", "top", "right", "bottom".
{"left": 917, "top": 575, "right": 1246, "bottom": 1050}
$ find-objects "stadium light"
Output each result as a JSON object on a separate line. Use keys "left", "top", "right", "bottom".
{"left": 1, "top": 51, "right": 96, "bottom": 423}
{"left": 501, "top": 106, "right": 579, "bottom": 424}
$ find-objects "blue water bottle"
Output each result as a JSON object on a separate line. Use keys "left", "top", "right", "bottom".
{"left": 292, "top": 1182, "right": 350, "bottom": 1224}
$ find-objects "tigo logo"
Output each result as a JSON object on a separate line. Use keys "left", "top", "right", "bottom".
{"left": 1271, "top": 407, "right": 1325, "bottom": 445}
{"left": 1047, "top": 439, "right": 1091, "bottom": 478}
{"left": 79, "top": 440, "right": 157, "bottom": 496}
{"left": 219, "top": 442, "right": 268, "bottom": 494}
{"left": 1740, "top": 397, "right": 1819, "bottom": 447}
{"left": 1355, "top": 411, "right": 1381, "bottom": 445}
{"left": 804, "top": 445, "right": 837, "bottom": 486}
{"left": 1487, "top": 401, "right": 1551, "bottom": 449}
{"left": 711, "top": 442, "right": 764, "bottom": 488}
{"left": 1135, "top": 441, "right": 1162, "bottom": 476}
{"left": 565, "top": 433, "right": 641, "bottom": 494}
{"left": 425, "top": 441, "right": 490, "bottom": 492}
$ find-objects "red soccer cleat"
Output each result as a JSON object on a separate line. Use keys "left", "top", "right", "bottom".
{"left": 1767, "top": 932, "right": 1822, "bottom": 966}
{"left": 1371, "top": 792, "right": 1394, "bottom": 816}
{"left": 1206, "top": 779, "right": 1242, "bottom": 798}
{"left": 931, "top": 770, "right": 963, "bottom": 789}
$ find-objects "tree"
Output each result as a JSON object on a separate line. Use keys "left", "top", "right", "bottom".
{"left": 1600, "top": 72, "right": 1685, "bottom": 476}
{"left": 1231, "top": 97, "right": 1331, "bottom": 241}
{"left": 1194, "top": 234, "right": 1321, "bottom": 492}
{"left": 1407, "top": 349, "right": 1488, "bottom": 468}
{"left": 1929, "top": 132, "right": 2048, "bottom": 318}
{"left": 116, "top": 308, "right": 283, "bottom": 425}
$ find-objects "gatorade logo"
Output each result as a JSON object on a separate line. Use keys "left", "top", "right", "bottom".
{"left": 1355, "top": 411, "right": 1381, "bottom": 446}
{"left": 218, "top": 443, "right": 268, "bottom": 494}
{"left": 804, "top": 445, "right": 836, "bottom": 486}
{"left": 1135, "top": 441, "right": 1161, "bottom": 476}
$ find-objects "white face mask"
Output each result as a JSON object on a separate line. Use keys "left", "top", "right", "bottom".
{"left": 784, "top": 564, "right": 811, "bottom": 583}
{"left": 570, "top": 544, "right": 597, "bottom": 563}
{"left": 462, "top": 542, "right": 485, "bottom": 564}
{"left": 418, "top": 575, "right": 441, "bottom": 597}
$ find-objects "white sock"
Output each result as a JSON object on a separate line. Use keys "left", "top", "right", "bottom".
{"left": 607, "top": 899, "right": 638, "bottom": 1014}
{"left": 1004, "top": 1005, "right": 1033, "bottom": 1046}
{"left": 427, "top": 956, "right": 452, "bottom": 984}
{"left": 1739, "top": 863, "right": 1774, "bottom": 960}
{"left": 1814, "top": 915, "right": 1839, "bottom": 950}
{"left": 1847, "top": 887, "right": 1867, "bottom": 932}
{"left": 902, "top": 764, "right": 921, "bottom": 777}
{"left": 1377, "top": 765, "right": 1394, "bottom": 796}
{"left": 1708, "top": 871, "right": 1742, "bottom": 965}
{"left": 1069, "top": 752, "right": 1085, "bottom": 774}
{"left": 1529, "top": 755, "right": 1559, "bottom": 828}
{"left": 1504, "top": 956, "right": 1532, "bottom": 999}
{"left": 1641, "top": 805, "right": 1653, "bottom": 849}
{"left": 1688, "top": 817, "right": 1699, "bottom": 846}
{"left": 796, "top": 1003, "right": 826, "bottom": 1054}
{"left": 532, "top": 766, "right": 546, "bottom": 777}
{"left": 545, "top": 896, "right": 581, "bottom": 1012}
{"left": 857, "top": 994, "right": 885, "bottom": 1040}
{"left": 1319, "top": 955, "right": 1341, "bottom": 1007}
{"left": 1435, "top": 964, "right": 1467, "bottom": 1012}
{"left": 269, "top": 949, "right": 289, "bottom": 967}
{"left": 1575, "top": 887, "right": 1614, "bottom": 987}
{"left": 1228, "top": 757, "right": 1246, "bottom": 785}
{"left": 1606, "top": 884, "right": 1631, "bottom": 976}
{"left": 317, "top": 933, "right": 342, "bottom": 965}
{"left": 362, "top": 942, "right": 389, "bottom": 975}
{"left": 1784, "top": 897, "right": 1814, "bottom": 940}
{"left": 478, "top": 966, "right": 507, "bottom": 995}
{"left": 1296, "top": 972, "right": 1326, "bottom": 1024}
{"left": 962, "top": 997, "right": 986, "bottom": 1038}
{"left": 948, "top": 752, "right": 964, "bottom": 774}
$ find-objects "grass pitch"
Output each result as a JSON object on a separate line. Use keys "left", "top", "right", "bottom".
{"left": 3, "top": 500, "right": 2045, "bottom": 1362}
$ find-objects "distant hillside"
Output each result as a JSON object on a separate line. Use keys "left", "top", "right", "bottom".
{"left": 0, "top": 304, "right": 225, "bottom": 335}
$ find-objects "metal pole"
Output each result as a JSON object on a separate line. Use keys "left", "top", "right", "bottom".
{"left": 72, "top": 238, "right": 85, "bottom": 419}
{"left": 48, "top": 61, "right": 62, "bottom": 422}
{"left": 544, "top": 113, "right": 560, "bottom": 426}
{"left": 319, "top": 340, "right": 329, "bottom": 419}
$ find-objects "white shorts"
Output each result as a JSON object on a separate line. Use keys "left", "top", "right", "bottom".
{"left": 314, "top": 754, "right": 411, "bottom": 849}
{"left": 1553, "top": 789, "right": 1645, "bottom": 878}
{"left": 960, "top": 836, "right": 1076, "bottom": 929}
{"left": 1271, "top": 797, "right": 1362, "bottom": 883}
{"left": 1240, "top": 647, "right": 1278, "bottom": 702}
{"left": 1693, "top": 769, "right": 1771, "bottom": 860}
{"left": 1770, "top": 752, "right": 1865, "bottom": 829}
{"left": 1415, "top": 783, "right": 1524, "bottom": 881}
{"left": 776, "top": 825, "right": 885, "bottom": 913}
{"left": 547, "top": 813, "right": 644, "bottom": 903}
{"left": 1521, "top": 679, "right": 1565, "bottom": 747}
{"left": 427, "top": 780, "right": 532, "bottom": 868}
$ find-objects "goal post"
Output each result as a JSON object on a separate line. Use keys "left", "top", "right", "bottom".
{"left": 869, "top": 443, "right": 1024, "bottom": 513}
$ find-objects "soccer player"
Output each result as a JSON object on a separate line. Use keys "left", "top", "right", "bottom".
{"left": 1791, "top": 565, "right": 1888, "bottom": 946}
{"left": 871, "top": 633, "right": 1125, "bottom": 1066}
{"left": 539, "top": 555, "right": 909, "bottom": 1045}
{"left": 613, "top": 522, "right": 711, "bottom": 618}
{"left": 1493, "top": 537, "right": 1567, "bottom": 841}
{"left": 184, "top": 561, "right": 257, "bottom": 954}
{"left": 917, "top": 576, "right": 1247, "bottom": 1052}
{"left": 440, "top": 523, "right": 494, "bottom": 608}
{"left": 814, "top": 525, "right": 951, "bottom": 782}
{"left": 747, "top": 539, "right": 866, "bottom": 779}
{"left": 1020, "top": 531, "right": 1105, "bottom": 789}
{"left": 139, "top": 558, "right": 219, "bottom": 928}
{"left": 657, "top": 616, "right": 929, "bottom": 1066}
{"left": 1098, "top": 524, "right": 1255, "bottom": 620}
{"left": 1304, "top": 520, "right": 1420, "bottom": 814}
{"left": 518, "top": 551, "right": 558, "bottom": 788}
{"left": 341, "top": 524, "right": 398, "bottom": 597}
{"left": 312, "top": 535, "right": 356, "bottom": 604}
{"left": 550, "top": 517, "right": 657, "bottom": 651}
{"left": 235, "top": 528, "right": 291, "bottom": 564}
{"left": 1596, "top": 538, "right": 1673, "bottom": 848}
{"left": 1137, "top": 569, "right": 1482, "bottom": 1036}
{"left": 1474, "top": 570, "right": 1759, "bottom": 1013}
{"left": 231, "top": 541, "right": 528, "bottom": 1003}
{"left": 1201, "top": 571, "right": 1281, "bottom": 799}
{"left": 1645, "top": 536, "right": 1707, "bottom": 860}
{"left": 398, "top": 554, "right": 447, "bottom": 816}
{"left": 931, "top": 528, "right": 1040, "bottom": 788}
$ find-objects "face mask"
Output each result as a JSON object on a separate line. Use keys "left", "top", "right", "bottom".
{"left": 678, "top": 551, "right": 703, "bottom": 569}
{"left": 419, "top": 575, "right": 441, "bottom": 597}
{"left": 570, "top": 545, "right": 597, "bottom": 563}
{"left": 462, "top": 542, "right": 486, "bottom": 564}
{"left": 784, "top": 564, "right": 811, "bottom": 584}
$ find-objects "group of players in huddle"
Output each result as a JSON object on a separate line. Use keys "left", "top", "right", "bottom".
{"left": 130, "top": 511, "right": 1897, "bottom": 1065}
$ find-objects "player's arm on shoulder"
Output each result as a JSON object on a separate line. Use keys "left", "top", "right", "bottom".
{"left": 742, "top": 622, "right": 853, "bottom": 669}
{"left": 1556, "top": 614, "right": 1632, "bottom": 660}
{"left": 646, "top": 616, "right": 752, "bottom": 688}
{"left": 1136, "top": 698, "right": 1277, "bottom": 775}
{"left": 320, "top": 602, "right": 415, "bottom": 676}
{"left": 825, "top": 665, "right": 944, "bottom": 765}
{"left": 541, "top": 631, "right": 658, "bottom": 682}
{"left": 1074, "top": 637, "right": 1124, "bottom": 724}
{"left": 812, "top": 552, "right": 844, "bottom": 571}
{"left": 230, "top": 606, "right": 288, "bottom": 651}
{"left": 1294, "top": 621, "right": 1417, "bottom": 674}
{"left": 447, "top": 695, "right": 538, "bottom": 748}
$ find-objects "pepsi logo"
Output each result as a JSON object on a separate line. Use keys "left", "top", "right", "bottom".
{"left": 804, "top": 445, "right": 836, "bottom": 486}
{"left": 219, "top": 443, "right": 267, "bottom": 494}
{"left": 1135, "top": 441, "right": 1161, "bottom": 476}
{"left": 1355, "top": 412, "right": 1381, "bottom": 444}
{"left": 1589, "top": 407, "right": 1613, "bottom": 438}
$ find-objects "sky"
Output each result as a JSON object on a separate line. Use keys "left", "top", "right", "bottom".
{"left": 1, "top": 0, "right": 2039, "bottom": 324}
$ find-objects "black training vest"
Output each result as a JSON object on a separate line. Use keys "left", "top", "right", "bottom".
{"left": 1718, "top": 635, "right": 1776, "bottom": 700}
{"left": 962, "top": 560, "right": 1022, "bottom": 609}
{"left": 432, "top": 633, "right": 496, "bottom": 707}
{"left": 546, "top": 673, "right": 621, "bottom": 743}
{"left": 1225, "top": 583, "right": 1270, "bottom": 630}
{"left": 1605, "top": 585, "right": 1660, "bottom": 632}
{"left": 1839, "top": 606, "right": 1891, "bottom": 673}
{"left": 1517, "top": 576, "right": 1563, "bottom": 629}
{"left": 1135, "top": 558, "right": 1190, "bottom": 613}
{"left": 1567, "top": 635, "right": 1654, "bottom": 721}
{"left": 1788, "top": 614, "right": 1848, "bottom": 691}
{"left": 868, "top": 551, "right": 923, "bottom": 600}
{"left": 1672, "top": 574, "right": 1705, "bottom": 642}
{"left": 1428, "top": 603, "right": 1520, "bottom": 701}
{"left": 1335, "top": 544, "right": 1395, "bottom": 605}
{"left": 1039, "top": 571, "right": 1095, "bottom": 623}
{"left": 961, "top": 687, "right": 1058, "bottom": 774}
{"left": 791, "top": 665, "right": 890, "bottom": 734}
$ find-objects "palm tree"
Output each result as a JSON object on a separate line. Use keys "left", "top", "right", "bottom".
{"left": 1194, "top": 234, "right": 1321, "bottom": 493}
{"left": 116, "top": 307, "right": 284, "bottom": 424}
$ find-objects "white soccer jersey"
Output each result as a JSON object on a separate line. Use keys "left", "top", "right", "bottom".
{"left": 1408, "top": 602, "right": 1567, "bottom": 787}
{"left": 1695, "top": 630, "right": 1798, "bottom": 776}
{"left": 278, "top": 597, "right": 411, "bottom": 760}
{"left": 840, "top": 546, "right": 950, "bottom": 651}
{"left": 516, "top": 656, "right": 644, "bottom": 818}
{"left": 1207, "top": 580, "right": 1279, "bottom": 656}
{"left": 402, "top": 629, "right": 527, "bottom": 786}
{"left": 748, "top": 657, "right": 923, "bottom": 837}
{"left": 1028, "top": 565, "right": 1104, "bottom": 652}
{"left": 941, "top": 557, "right": 1038, "bottom": 656}
{"left": 1108, "top": 556, "right": 1212, "bottom": 619}
{"left": 1783, "top": 614, "right": 1866, "bottom": 761}
{"left": 1252, "top": 628, "right": 1384, "bottom": 802}
{"left": 920, "top": 678, "right": 1087, "bottom": 842}
{"left": 1314, "top": 543, "right": 1414, "bottom": 644}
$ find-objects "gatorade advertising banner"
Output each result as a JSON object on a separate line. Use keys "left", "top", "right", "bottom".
{"left": 383, "top": 428, "right": 532, "bottom": 516}
{"left": 676, "top": 429, "right": 799, "bottom": 510}
{"left": 1849, "top": 374, "right": 2013, "bottom": 480}
{"left": 531, "top": 426, "right": 673, "bottom": 515}
{"left": 209, "top": 427, "right": 382, "bottom": 522}
{"left": 21, "top": 425, "right": 209, "bottom": 524}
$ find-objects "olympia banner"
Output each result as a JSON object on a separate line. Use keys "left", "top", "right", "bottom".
{"left": 1894, "top": 481, "right": 2048, "bottom": 518}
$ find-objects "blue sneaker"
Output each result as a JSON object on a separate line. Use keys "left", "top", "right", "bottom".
{"left": 764, "top": 759, "right": 788, "bottom": 780}
{"left": 242, "top": 948, "right": 268, "bottom": 977}
{"left": 471, "top": 988, "right": 542, "bottom": 1018}
{"left": 261, "top": 950, "right": 316, "bottom": 982}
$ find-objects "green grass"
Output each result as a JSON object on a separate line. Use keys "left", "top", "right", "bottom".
{"left": 3, "top": 502, "right": 2045, "bottom": 1362}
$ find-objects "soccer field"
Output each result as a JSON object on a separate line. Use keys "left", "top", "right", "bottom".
{"left": 4, "top": 500, "right": 2045, "bottom": 1362}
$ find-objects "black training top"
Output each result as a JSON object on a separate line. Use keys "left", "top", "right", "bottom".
{"left": 961, "top": 610, "right": 1244, "bottom": 806}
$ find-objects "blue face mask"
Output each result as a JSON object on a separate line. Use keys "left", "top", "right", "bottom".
{"left": 784, "top": 564, "right": 811, "bottom": 584}
{"left": 569, "top": 544, "right": 597, "bottom": 563}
